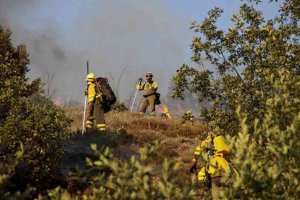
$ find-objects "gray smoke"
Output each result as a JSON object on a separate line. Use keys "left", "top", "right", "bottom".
{"left": 0, "top": 0, "right": 193, "bottom": 107}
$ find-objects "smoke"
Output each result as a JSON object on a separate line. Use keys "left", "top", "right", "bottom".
{"left": 0, "top": 0, "right": 193, "bottom": 106}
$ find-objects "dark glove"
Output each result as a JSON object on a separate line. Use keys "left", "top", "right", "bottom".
{"left": 138, "top": 78, "right": 143, "bottom": 84}
{"left": 189, "top": 164, "right": 197, "bottom": 174}
{"left": 84, "top": 89, "right": 88, "bottom": 96}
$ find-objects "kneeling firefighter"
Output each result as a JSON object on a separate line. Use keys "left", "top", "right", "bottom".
{"left": 161, "top": 107, "right": 172, "bottom": 119}
{"left": 190, "top": 127, "right": 231, "bottom": 197}
{"left": 85, "top": 73, "right": 116, "bottom": 132}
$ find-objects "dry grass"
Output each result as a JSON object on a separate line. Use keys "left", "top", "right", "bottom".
{"left": 66, "top": 109, "right": 206, "bottom": 137}
{"left": 64, "top": 108, "right": 208, "bottom": 186}
{"left": 65, "top": 108, "right": 207, "bottom": 159}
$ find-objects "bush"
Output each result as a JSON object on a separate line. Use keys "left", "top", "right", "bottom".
{"left": 0, "top": 142, "right": 35, "bottom": 199}
{"left": 46, "top": 142, "right": 202, "bottom": 200}
{"left": 218, "top": 69, "right": 300, "bottom": 199}
{"left": 170, "top": 1, "right": 300, "bottom": 198}
{"left": 111, "top": 100, "right": 128, "bottom": 112}
{"left": 170, "top": 1, "right": 300, "bottom": 135}
{"left": 0, "top": 25, "right": 71, "bottom": 195}
{"left": 1, "top": 95, "right": 71, "bottom": 189}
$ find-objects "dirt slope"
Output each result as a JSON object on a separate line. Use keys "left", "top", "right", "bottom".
{"left": 63, "top": 109, "right": 207, "bottom": 186}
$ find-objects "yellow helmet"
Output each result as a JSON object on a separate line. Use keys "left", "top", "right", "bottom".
{"left": 187, "top": 110, "right": 192, "bottom": 114}
{"left": 85, "top": 73, "right": 96, "bottom": 82}
{"left": 214, "top": 126, "right": 221, "bottom": 133}
{"left": 163, "top": 107, "right": 169, "bottom": 112}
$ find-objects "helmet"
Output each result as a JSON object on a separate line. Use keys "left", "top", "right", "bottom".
{"left": 163, "top": 107, "right": 169, "bottom": 112}
{"left": 187, "top": 110, "right": 192, "bottom": 114}
{"left": 214, "top": 126, "right": 221, "bottom": 133}
{"left": 85, "top": 73, "right": 96, "bottom": 82}
{"left": 146, "top": 72, "right": 153, "bottom": 77}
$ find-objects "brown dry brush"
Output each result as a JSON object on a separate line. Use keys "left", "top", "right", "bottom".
{"left": 62, "top": 109, "right": 207, "bottom": 194}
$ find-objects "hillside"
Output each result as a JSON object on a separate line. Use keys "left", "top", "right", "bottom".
{"left": 62, "top": 108, "right": 206, "bottom": 192}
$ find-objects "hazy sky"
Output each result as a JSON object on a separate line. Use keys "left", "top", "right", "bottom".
{"left": 0, "top": 0, "right": 283, "bottom": 106}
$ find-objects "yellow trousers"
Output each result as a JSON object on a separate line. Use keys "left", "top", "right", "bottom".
{"left": 197, "top": 155, "right": 230, "bottom": 182}
{"left": 86, "top": 99, "right": 106, "bottom": 132}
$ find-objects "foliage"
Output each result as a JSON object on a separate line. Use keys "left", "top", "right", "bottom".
{"left": 0, "top": 25, "right": 71, "bottom": 195}
{"left": 0, "top": 142, "right": 34, "bottom": 200}
{"left": 1, "top": 95, "right": 71, "bottom": 188}
{"left": 171, "top": 0, "right": 300, "bottom": 198}
{"left": 181, "top": 111, "right": 195, "bottom": 123}
{"left": 0, "top": 27, "right": 41, "bottom": 122}
{"left": 46, "top": 142, "right": 201, "bottom": 200}
{"left": 220, "top": 68, "right": 300, "bottom": 199}
{"left": 171, "top": 1, "right": 300, "bottom": 135}
{"left": 111, "top": 100, "right": 128, "bottom": 112}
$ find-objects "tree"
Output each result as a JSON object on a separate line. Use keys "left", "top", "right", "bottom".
{"left": 171, "top": 1, "right": 300, "bottom": 198}
{"left": 220, "top": 68, "right": 300, "bottom": 199}
{"left": 171, "top": 1, "right": 300, "bottom": 135}
{"left": 0, "top": 26, "right": 71, "bottom": 196}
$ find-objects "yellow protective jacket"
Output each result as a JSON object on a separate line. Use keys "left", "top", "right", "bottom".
{"left": 197, "top": 155, "right": 230, "bottom": 181}
{"left": 136, "top": 81, "right": 158, "bottom": 96}
{"left": 161, "top": 111, "right": 172, "bottom": 119}
{"left": 87, "top": 82, "right": 101, "bottom": 104}
{"left": 194, "top": 133, "right": 231, "bottom": 181}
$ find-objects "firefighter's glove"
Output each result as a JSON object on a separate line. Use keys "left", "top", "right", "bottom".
{"left": 84, "top": 89, "right": 88, "bottom": 96}
{"left": 95, "top": 94, "right": 102, "bottom": 101}
{"left": 189, "top": 164, "right": 197, "bottom": 174}
{"left": 138, "top": 78, "right": 143, "bottom": 84}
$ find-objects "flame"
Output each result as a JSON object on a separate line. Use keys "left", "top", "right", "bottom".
{"left": 157, "top": 103, "right": 168, "bottom": 113}
{"left": 54, "top": 97, "right": 63, "bottom": 107}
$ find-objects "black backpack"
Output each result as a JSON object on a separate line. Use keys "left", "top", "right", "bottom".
{"left": 95, "top": 77, "right": 116, "bottom": 113}
{"left": 155, "top": 93, "right": 161, "bottom": 105}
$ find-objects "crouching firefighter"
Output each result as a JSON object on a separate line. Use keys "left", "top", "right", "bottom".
{"left": 190, "top": 127, "right": 231, "bottom": 198}
{"left": 136, "top": 72, "right": 159, "bottom": 116}
{"left": 85, "top": 73, "right": 106, "bottom": 132}
{"left": 161, "top": 107, "right": 172, "bottom": 119}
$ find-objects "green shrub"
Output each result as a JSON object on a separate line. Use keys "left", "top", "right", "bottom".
{"left": 171, "top": 1, "right": 300, "bottom": 135}
{"left": 46, "top": 142, "right": 202, "bottom": 200}
{"left": 218, "top": 69, "right": 300, "bottom": 199}
{"left": 0, "top": 25, "right": 71, "bottom": 195}
{"left": 111, "top": 100, "right": 128, "bottom": 112}
{"left": 1, "top": 95, "right": 71, "bottom": 187}
{"left": 0, "top": 142, "right": 34, "bottom": 200}
{"left": 170, "top": 1, "right": 300, "bottom": 198}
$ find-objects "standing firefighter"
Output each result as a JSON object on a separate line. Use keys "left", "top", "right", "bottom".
{"left": 190, "top": 127, "right": 231, "bottom": 199}
{"left": 85, "top": 73, "right": 106, "bottom": 132}
{"left": 136, "top": 72, "right": 159, "bottom": 116}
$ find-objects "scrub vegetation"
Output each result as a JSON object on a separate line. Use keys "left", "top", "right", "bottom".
{"left": 1, "top": 0, "right": 299, "bottom": 199}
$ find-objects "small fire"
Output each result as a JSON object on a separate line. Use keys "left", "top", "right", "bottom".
{"left": 54, "top": 97, "right": 63, "bottom": 107}
{"left": 157, "top": 103, "right": 167, "bottom": 113}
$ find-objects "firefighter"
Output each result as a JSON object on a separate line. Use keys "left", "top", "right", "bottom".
{"left": 85, "top": 73, "right": 106, "bottom": 132}
{"left": 136, "top": 72, "right": 158, "bottom": 116}
{"left": 182, "top": 110, "right": 194, "bottom": 123}
{"left": 190, "top": 127, "right": 231, "bottom": 199}
{"left": 161, "top": 107, "right": 172, "bottom": 119}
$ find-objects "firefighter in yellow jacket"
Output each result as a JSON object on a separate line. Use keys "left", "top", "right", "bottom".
{"left": 136, "top": 72, "right": 158, "bottom": 116}
{"left": 182, "top": 110, "right": 194, "bottom": 123}
{"left": 161, "top": 107, "right": 172, "bottom": 119}
{"left": 190, "top": 127, "right": 231, "bottom": 198}
{"left": 85, "top": 73, "right": 106, "bottom": 132}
